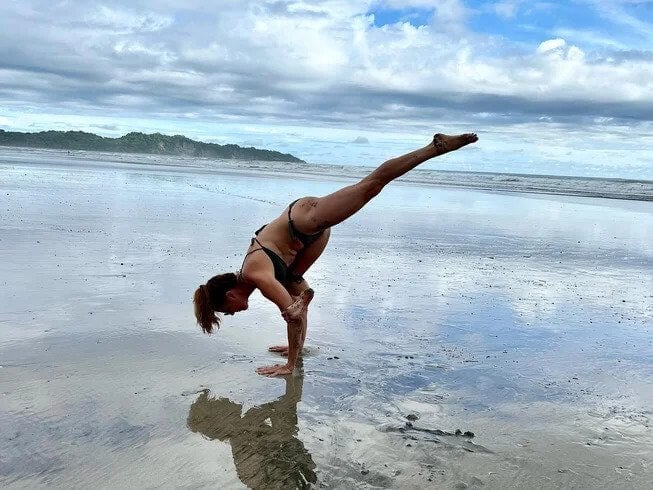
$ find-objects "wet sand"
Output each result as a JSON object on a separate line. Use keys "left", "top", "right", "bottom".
{"left": 1, "top": 154, "right": 652, "bottom": 488}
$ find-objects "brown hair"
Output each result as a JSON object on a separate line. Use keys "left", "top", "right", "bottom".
{"left": 193, "top": 272, "right": 238, "bottom": 334}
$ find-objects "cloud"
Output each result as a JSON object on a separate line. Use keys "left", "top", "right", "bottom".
{"left": 536, "top": 38, "right": 567, "bottom": 54}
{"left": 493, "top": 0, "right": 524, "bottom": 19}
{"left": 1, "top": 2, "right": 649, "bottom": 117}
{"left": 584, "top": 0, "right": 653, "bottom": 39}
{"left": 85, "top": 5, "right": 173, "bottom": 33}
{"left": 351, "top": 136, "right": 369, "bottom": 144}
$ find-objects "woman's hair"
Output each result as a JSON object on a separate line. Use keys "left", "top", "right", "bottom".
{"left": 193, "top": 272, "right": 238, "bottom": 334}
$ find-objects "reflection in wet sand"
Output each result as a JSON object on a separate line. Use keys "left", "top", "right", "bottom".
{"left": 187, "top": 367, "right": 316, "bottom": 489}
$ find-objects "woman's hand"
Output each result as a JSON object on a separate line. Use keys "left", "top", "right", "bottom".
{"left": 256, "top": 363, "right": 294, "bottom": 377}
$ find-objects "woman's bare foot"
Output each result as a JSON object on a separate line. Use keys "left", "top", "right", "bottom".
{"left": 433, "top": 133, "right": 478, "bottom": 154}
{"left": 268, "top": 345, "right": 289, "bottom": 356}
{"left": 282, "top": 288, "right": 314, "bottom": 322}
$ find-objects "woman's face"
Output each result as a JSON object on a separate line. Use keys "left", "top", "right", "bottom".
{"left": 221, "top": 290, "right": 249, "bottom": 315}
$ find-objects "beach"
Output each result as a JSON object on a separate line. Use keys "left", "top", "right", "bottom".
{"left": 1, "top": 149, "right": 652, "bottom": 489}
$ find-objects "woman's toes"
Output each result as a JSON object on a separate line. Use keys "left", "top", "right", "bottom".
{"left": 300, "top": 288, "right": 314, "bottom": 307}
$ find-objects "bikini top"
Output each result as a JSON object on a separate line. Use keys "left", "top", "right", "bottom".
{"left": 239, "top": 200, "right": 324, "bottom": 284}
{"left": 241, "top": 227, "right": 288, "bottom": 283}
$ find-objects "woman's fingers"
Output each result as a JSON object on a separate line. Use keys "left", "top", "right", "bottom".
{"left": 255, "top": 364, "right": 293, "bottom": 376}
{"left": 256, "top": 363, "right": 282, "bottom": 374}
{"left": 268, "top": 366, "right": 292, "bottom": 377}
{"left": 268, "top": 345, "right": 289, "bottom": 352}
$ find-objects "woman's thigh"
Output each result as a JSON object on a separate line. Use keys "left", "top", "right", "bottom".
{"left": 289, "top": 227, "right": 331, "bottom": 278}
{"left": 290, "top": 179, "right": 380, "bottom": 234}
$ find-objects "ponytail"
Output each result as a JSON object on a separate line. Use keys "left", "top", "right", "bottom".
{"left": 193, "top": 272, "right": 238, "bottom": 334}
{"left": 193, "top": 284, "right": 217, "bottom": 334}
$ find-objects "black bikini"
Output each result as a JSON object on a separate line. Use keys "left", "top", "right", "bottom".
{"left": 246, "top": 229, "right": 289, "bottom": 283}
{"left": 241, "top": 200, "right": 324, "bottom": 283}
{"left": 287, "top": 199, "right": 325, "bottom": 246}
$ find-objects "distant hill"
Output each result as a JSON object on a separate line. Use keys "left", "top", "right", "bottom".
{"left": 0, "top": 129, "right": 305, "bottom": 163}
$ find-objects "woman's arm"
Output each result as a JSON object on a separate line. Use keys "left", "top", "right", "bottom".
{"left": 253, "top": 273, "right": 295, "bottom": 312}
{"left": 245, "top": 270, "right": 304, "bottom": 376}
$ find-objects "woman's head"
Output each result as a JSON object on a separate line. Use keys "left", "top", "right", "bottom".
{"left": 193, "top": 272, "right": 248, "bottom": 334}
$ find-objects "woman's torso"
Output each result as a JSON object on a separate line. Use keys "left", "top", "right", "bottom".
{"left": 239, "top": 206, "right": 304, "bottom": 284}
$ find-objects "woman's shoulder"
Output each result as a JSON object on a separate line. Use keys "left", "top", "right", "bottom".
{"left": 239, "top": 251, "right": 271, "bottom": 284}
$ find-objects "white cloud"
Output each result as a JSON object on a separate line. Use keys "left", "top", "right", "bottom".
{"left": 86, "top": 5, "right": 173, "bottom": 33}
{"left": 493, "top": 0, "right": 524, "bottom": 18}
{"left": 431, "top": 0, "right": 472, "bottom": 30}
{"left": 536, "top": 38, "right": 567, "bottom": 54}
{"left": 585, "top": 0, "right": 653, "bottom": 39}
{"left": 377, "top": 0, "right": 441, "bottom": 7}
{"left": 552, "top": 28, "right": 628, "bottom": 50}
{"left": 2, "top": 2, "right": 651, "bottom": 111}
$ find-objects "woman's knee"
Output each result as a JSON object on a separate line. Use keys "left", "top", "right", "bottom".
{"left": 285, "top": 276, "right": 310, "bottom": 297}
{"left": 359, "top": 177, "right": 385, "bottom": 200}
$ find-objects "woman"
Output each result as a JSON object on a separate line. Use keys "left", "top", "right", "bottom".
{"left": 194, "top": 132, "right": 478, "bottom": 376}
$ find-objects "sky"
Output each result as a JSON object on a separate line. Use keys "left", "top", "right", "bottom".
{"left": 0, "top": 0, "right": 652, "bottom": 178}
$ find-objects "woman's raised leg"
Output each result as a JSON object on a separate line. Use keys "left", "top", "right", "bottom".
{"left": 292, "top": 133, "right": 478, "bottom": 232}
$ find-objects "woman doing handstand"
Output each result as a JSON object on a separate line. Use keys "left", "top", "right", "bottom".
{"left": 193, "top": 132, "right": 478, "bottom": 376}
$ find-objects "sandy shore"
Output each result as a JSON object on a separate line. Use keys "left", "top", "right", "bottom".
{"left": 1, "top": 153, "right": 652, "bottom": 488}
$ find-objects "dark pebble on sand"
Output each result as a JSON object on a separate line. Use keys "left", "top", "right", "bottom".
{"left": 361, "top": 469, "right": 369, "bottom": 475}
{"left": 406, "top": 414, "right": 419, "bottom": 421}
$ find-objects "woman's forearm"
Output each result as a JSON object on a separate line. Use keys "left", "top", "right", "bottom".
{"left": 285, "top": 317, "right": 304, "bottom": 369}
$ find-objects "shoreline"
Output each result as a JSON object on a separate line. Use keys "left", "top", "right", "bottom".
{"left": 2, "top": 145, "right": 652, "bottom": 202}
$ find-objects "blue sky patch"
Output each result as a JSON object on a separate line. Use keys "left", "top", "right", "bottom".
{"left": 368, "top": 6, "right": 433, "bottom": 28}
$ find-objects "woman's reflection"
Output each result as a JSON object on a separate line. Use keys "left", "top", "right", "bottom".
{"left": 187, "top": 368, "right": 317, "bottom": 489}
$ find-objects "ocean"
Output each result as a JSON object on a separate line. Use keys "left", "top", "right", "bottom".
{"left": 1, "top": 146, "right": 651, "bottom": 202}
